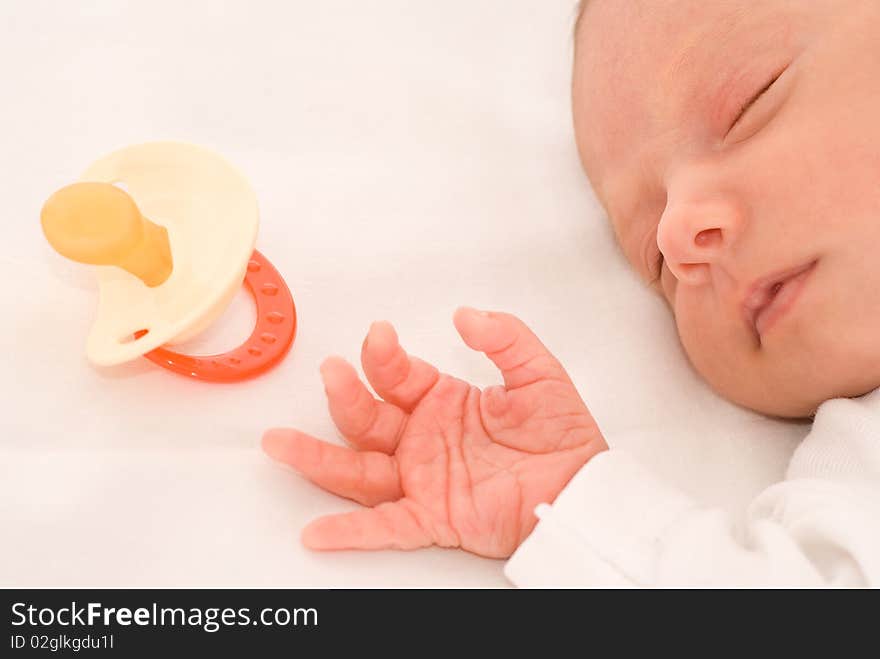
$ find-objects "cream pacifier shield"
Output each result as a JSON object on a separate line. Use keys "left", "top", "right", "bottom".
{"left": 78, "top": 142, "right": 258, "bottom": 366}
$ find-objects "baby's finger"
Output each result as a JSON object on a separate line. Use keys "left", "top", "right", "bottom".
{"left": 301, "top": 501, "right": 435, "bottom": 551}
{"left": 262, "top": 429, "right": 402, "bottom": 507}
{"left": 453, "top": 307, "right": 571, "bottom": 390}
{"left": 361, "top": 321, "right": 440, "bottom": 412}
{"left": 320, "top": 356, "right": 407, "bottom": 454}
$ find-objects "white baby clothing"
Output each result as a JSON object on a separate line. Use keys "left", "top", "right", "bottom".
{"left": 505, "top": 388, "right": 880, "bottom": 587}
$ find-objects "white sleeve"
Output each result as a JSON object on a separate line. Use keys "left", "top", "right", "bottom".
{"left": 504, "top": 390, "right": 880, "bottom": 587}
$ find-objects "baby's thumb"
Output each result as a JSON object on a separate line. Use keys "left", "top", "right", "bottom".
{"left": 452, "top": 307, "right": 571, "bottom": 390}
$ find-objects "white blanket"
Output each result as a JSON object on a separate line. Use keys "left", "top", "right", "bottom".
{"left": 0, "top": 0, "right": 807, "bottom": 586}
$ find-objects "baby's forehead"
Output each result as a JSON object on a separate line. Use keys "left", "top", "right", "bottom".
{"left": 573, "top": 2, "right": 791, "bottom": 236}
{"left": 576, "top": 1, "right": 751, "bottom": 74}
{"left": 573, "top": 1, "right": 788, "bottom": 165}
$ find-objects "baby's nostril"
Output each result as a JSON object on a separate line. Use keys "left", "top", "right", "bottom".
{"left": 694, "top": 228, "right": 723, "bottom": 248}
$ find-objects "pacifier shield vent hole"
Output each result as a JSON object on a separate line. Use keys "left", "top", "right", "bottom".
{"left": 169, "top": 287, "right": 257, "bottom": 356}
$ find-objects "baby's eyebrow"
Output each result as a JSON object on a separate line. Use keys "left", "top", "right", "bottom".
{"left": 666, "top": 15, "right": 744, "bottom": 85}
{"left": 664, "top": 16, "right": 792, "bottom": 128}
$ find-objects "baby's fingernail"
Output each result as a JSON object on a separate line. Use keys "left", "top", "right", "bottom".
{"left": 365, "top": 321, "right": 397, "bottom": 360}
{"left": 369, "top": 320, "right": 391, "bottom": 333}
{"left": 459, "top": 306, "right": 490, "bottom": 318}
{"left": 261, "top": 428, "right": 292, "bottom": 460}
{"left": 319, "top": 356, "right": 345, "bottom": 381}
{"left": 301, "top": 520, "right": 328, "bottom": 550}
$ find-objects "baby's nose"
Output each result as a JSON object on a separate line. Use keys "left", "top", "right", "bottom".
{"left": 656, "top": 198, "right": 745, "bottom": 286}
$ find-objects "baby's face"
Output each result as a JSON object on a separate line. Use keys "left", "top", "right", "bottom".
{"left": 573, "top": 0, "right": 880, "bottom": 417}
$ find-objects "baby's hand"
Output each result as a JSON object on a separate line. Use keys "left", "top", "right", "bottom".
{"left": 262, "top": 308, "right": 608, "bottom": 558}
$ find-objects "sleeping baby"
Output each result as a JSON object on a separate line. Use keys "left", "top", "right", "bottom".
{"left": 262, "top": 0, "right": 880, "bottom": 586}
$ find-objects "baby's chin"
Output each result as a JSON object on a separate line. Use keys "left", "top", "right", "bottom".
{"left": 723, "top": 386, "right": 825, "bottom": 420}
{"left": 706, "top": 369, "right": 880, "bottom": 420}
{"left": 678, "top": 316, "right": 880, "bottom": 419}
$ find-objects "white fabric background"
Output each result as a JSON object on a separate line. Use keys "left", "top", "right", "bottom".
{"left": 0, "top": 0, "right": 807, "bottom": 587}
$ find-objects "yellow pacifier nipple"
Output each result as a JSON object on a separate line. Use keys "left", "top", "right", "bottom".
{"left": 40, "top": 182, "right": 173, "bottom": 287}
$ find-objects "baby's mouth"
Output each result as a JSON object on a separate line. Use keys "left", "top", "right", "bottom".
{"left": 742, "top": 260, "right": 818, "bottom": 340}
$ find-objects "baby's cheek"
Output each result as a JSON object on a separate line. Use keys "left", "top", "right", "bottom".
{"left": 673, "top": 296, "right": 822, "bottom": 417}
{"left": 660, "top": 266, "right": 677, "bottom": 307}
{"left": 672, "top": 295, "right": 762, "bottom": 399}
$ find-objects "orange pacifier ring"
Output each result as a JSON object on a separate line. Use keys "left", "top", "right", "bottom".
{"left": 135, "top": 250, "right": 296, "bottom": 382}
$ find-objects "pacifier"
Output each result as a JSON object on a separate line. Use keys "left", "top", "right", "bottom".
{"left": 40, "top": 142, "right": 297, "bottom": 382}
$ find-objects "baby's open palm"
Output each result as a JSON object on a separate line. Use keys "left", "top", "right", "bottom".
{"left": 263, "top": 308, "right": 608, "bottom": 558}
